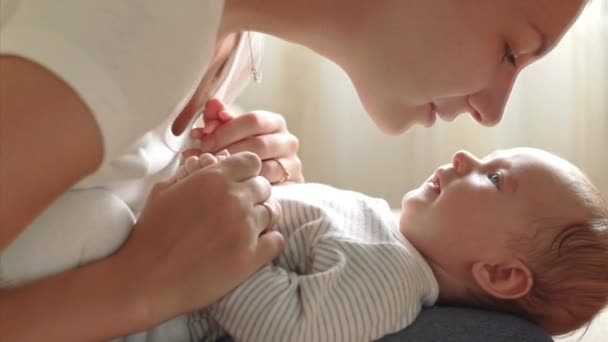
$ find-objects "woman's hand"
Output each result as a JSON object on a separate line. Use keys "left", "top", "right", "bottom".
{"left": 183, "top": 99, "right": 304, "bottom": 185}
{"left": 111, "top": 151, "right": 285, "bottom": 327}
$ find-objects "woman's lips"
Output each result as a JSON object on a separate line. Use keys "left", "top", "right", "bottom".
{"left": 423, "top": 102, "right": 437, "bottom": 127}
{"left": 470, "top": 109, "right": 482, "bottom": 123}
{"left": 427, "top": 174, "right": 441, "bottom": 195}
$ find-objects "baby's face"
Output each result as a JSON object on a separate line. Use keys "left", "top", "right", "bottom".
{"left": 400, "top": 148, "right": 586, "bottom": 275}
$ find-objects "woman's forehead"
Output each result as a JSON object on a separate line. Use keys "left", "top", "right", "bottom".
{"left": 522, "top": 0, "right": 586, "bottom": 48}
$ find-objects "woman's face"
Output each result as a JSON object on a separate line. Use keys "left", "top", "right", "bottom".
{"left": 344, "top": 0, "right": 585, "bottom": 134}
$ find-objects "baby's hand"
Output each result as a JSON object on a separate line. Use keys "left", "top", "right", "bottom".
{"left": 197, "top": 98, "right": 235, "bottom": 136}
{"left": 184, "top": 98, "right": 303, "bottom": 185}
{"left": 171, "top": 151, "right": 229, "bottom": 185}
{"left": 182, "top": 98, "right": 233, "bottom": 159}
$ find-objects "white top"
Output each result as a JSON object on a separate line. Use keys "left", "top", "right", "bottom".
{"left": 0, "top": 0, "right": 263, "bottom": 288}
{"left": 1, "top": 0, "right": 221, "bottom": 163}
{"left": 193, "top": 184, "right": 438, "bottom": 342}
{"left": 0, "top": 0, "right": 263, "bottom": 214}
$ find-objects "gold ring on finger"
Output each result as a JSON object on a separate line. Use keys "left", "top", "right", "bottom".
{"left": 261, "top": 201, "right": 280, "bottom": 231}
{"left": 274, "top": 158, "right": 290, "bottom": 184}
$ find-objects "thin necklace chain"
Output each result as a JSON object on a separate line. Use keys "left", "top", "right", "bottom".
{"left": 247, "top": 31, "right": 262, "bottom": 84}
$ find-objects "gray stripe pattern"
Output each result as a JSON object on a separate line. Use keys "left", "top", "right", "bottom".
{"left": 195, "top": 183, "right": 438, "bottom": 342}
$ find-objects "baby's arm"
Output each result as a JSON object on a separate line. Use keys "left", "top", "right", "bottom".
{"left": 208, "top": 254, "right": 345, "bottom": 342}
{"left": 208, "top": 236, "right": 420, "bottom": 342}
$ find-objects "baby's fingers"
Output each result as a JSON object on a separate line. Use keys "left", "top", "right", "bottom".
{"left": 198, "top": 153, "right": 219, "bottom": 168}
{"left": 215, "top": 149, "right": 230, "bottom": 159}
{"left": 176, "top": 154, "right": 219, "bottom": 181}
{"left": 182, "top": 148, "right": 202, "bottom": 159}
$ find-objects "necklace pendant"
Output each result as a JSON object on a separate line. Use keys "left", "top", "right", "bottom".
{"left": 252, "top": 68, "right": 263, "bottom": 84}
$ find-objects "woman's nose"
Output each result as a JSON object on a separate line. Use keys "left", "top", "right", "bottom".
{"left": 452, "top": 150, "right": 478, "bottom": 175}
{"left": 468, "top": 65, "right": 518, "bottom": 127}
{"left": 468, "top": 97, "right": 505, "bottom": 126}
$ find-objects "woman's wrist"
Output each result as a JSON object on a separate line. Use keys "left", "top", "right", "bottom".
{"left": 95, "top": 252, "right": 159, "bottom": 332}
{"left": 102, "top": 237, "right": 190, "bottom": 332}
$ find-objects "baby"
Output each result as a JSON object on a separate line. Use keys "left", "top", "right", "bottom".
{"left": 177, "top": 130, "right": 608, "bottom": 340}
{"left": 398, "top": 147, "right": 608, "bottom": 335}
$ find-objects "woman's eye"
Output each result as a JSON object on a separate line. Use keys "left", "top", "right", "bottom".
{"left": 488, "top": 172, "right": 502, "bottom": 188}
{"left": 501, "top": 43, "right": 517, "bottom": 67}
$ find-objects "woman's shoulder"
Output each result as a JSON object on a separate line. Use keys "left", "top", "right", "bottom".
{"left": 0, "top": 1, "right": 224, "bottom": 163}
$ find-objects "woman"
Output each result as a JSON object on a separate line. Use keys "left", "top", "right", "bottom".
{"left": 0, "top": 0, "right": 586, "bottom": 340}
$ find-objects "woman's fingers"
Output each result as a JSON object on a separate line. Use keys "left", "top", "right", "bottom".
{"left": 181, "top": 148, "right": 301, "bottom": 185}
{"left": 217, "top": 151, "right": 263, "bottom": 181}
{"left": 198, "top": 111, "right": 287, "bottom": 153}
{"left": 234, "top": 175, "right": 273, "bottom": 211}
{"left": 254, "top": 198, "right": 281, "bottom": 234}
{"left": 125, "top": 156, "right": 283, "bottom": 317}
{"left": 201, "top": 119, "right": 222, "bottom": 135}
{"left": 261, "top": 157, "right": 304, "bottom": 185}
{"left": 222, "top": 134, "right": 302, "bottom": 184}
{"left": 222, "top": 132, "right": 298, "bottom": 160}
{"left": 186, "top": 104, "right": 303, "bottom": 185}
{"left": 255, "top": 230, "right": 285, "bottom": 265}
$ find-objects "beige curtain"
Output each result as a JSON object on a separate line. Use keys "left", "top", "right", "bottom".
{"left": 237, "top": 1, "right": 608, "bottom": 208}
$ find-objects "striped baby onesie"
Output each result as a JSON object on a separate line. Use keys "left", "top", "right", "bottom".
{"left": 189, "top": 183, "right": 438, "bottom": 342}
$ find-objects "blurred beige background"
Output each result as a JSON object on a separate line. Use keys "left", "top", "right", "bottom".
{"left": 237, "top": 1, "right": 607, "bottom": 210}
{"left": 235, "top": 2, "right": 608, "bottom": 340}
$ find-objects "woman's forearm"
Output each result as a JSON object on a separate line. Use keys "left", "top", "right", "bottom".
{"left": 0, "top": 255, "right": 150, "bottom": 341}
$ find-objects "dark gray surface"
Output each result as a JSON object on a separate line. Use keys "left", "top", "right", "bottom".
{"left": 378, "top": 306, "right": 553, "bottom": 342}
{"left": 217, "top": 306, "right": 554, "bottom": 341}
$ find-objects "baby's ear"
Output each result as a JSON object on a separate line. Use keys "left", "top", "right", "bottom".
{"left": 471, "top": 260, "right": 533, "bottom": 300}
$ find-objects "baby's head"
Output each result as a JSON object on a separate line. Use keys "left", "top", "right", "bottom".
{"left": 400, "top": 147, "right": 608, "bottom": 335}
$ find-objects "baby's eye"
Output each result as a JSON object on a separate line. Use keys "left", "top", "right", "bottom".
{"left": 488, "top": 172, "right": 502, "bottom": 188}
{"left": 501, "top": 43, "right": 517, "bottom": 67}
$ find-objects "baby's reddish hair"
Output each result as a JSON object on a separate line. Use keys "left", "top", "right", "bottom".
{"left": 472, "top": 176, "right": 608, "bottom": 335}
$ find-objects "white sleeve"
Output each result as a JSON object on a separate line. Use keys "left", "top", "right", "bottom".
{"left": 0, "top": 188, "right": 134, "bottom": 288}
{"left": 0, "top": 0, "right": 223, "bottom": 163}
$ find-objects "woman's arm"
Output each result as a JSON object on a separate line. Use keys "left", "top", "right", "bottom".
{"left": 1, "top": 57, "right": 284, "bottom": 341}
{"left": 0, "top": 253, "right": 149, "bottom": 341}
{"left": 0, "top": 56, "right": 103, "bottom": 250}
{"left": 0, "top": 56, "right": 142, "bottom": 341}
